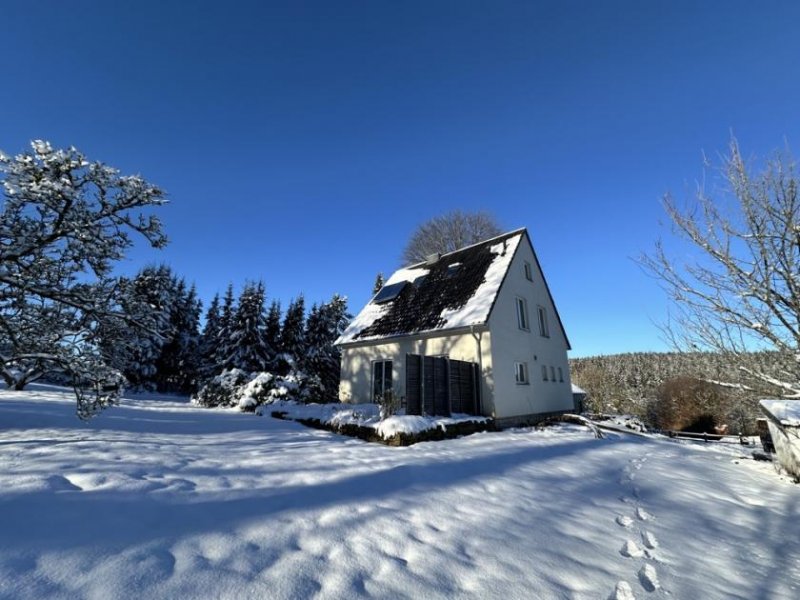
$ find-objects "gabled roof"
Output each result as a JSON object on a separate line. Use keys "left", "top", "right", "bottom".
{"left": 336, "top": 227, "right": 570, "bottom": 348}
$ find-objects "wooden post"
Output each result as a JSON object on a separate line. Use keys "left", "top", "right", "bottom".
{"left": 419, "top": 354, "right": 425, "bottom": 416}
{"left": 445, "top": 358, "right": 452, "bottom": 416}
{"left": 473, "top": 362, "right": 480, "bottom": 416}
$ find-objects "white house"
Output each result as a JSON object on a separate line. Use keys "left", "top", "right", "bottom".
{"left": 335, "top": 228, "right": 574, "bottom": 426}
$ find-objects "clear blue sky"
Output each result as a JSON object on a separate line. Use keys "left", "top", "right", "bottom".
{"left": 3, "top": 1, "right": 800, "bottom": 357}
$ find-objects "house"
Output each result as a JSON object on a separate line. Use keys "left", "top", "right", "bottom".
{"left": 571, "top": 383, "right": 588, "bottom": 413}
{"left": 335, "top": 228, "right": 573, "bottom": 426}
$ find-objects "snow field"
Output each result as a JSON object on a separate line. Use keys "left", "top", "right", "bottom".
{"left": 1, "top": 386, "right": 799, "bottom": 599}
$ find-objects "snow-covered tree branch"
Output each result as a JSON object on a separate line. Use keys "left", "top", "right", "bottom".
{"left": 0, "top": 140, "right": 167, "bottom": 417}
{"left": 640, "top": 137, "right": 800, "bottom": 397}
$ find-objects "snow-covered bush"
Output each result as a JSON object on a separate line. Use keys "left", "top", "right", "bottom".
{"left": 193, "top": 369, "right": 309, "bottom": 410}
{"left": 193, "top": 368, "right": 251, "bottom": 408}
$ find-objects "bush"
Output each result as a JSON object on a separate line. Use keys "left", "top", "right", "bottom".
{"left": 192, "top": 369, "right": 251, "bottom": 408}
{"left": 377, "top": 390, "right": 401, "bottom": 420}
{"left": 648, "top": 377, "right": 728, "bottom": 432}
{"left": 193, "top": 369, "right": 309, "bottom": 411}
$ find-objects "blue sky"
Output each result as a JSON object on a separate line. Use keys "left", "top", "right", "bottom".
{"left": 3, "top": 1, "right": 800, "bottom": 357}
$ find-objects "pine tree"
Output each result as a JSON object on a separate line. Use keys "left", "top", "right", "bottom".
{"left": 155, "top": 279, "right": 202, "bottom": 393}
{"left": 281, "top": 295, "right": 306, "bottom": 366}
{"left": 199, "top": 293, "right": 221, "bottom": 378}
{"left": 215, "top": 284, "right": 236, "bottom": 370}
{"left": 372, "top": 273, "right": 385, "bottom": 295}
{"left": 101, "top": 265, "right": 174, "bottom": 391}
{"left": 303, "top": 294, "right": 350, "bottom": 402}
{"left": 265, "top": 300, "right": 282, "bottom": 361}
{"left": 223, "top": 281, "right": 272, "bottom": 373}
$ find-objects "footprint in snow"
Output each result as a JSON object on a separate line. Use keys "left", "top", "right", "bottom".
{"left": 638, "top": 563, "right": 660, "bottom": 592}
{"left": 642, "top": 531, "right": 658, "bottom": 549}
{"left": 620, "top": 540, "right": 644, "bottom": 558}
{"left": 616, "top": 515, "right": 634, "bottom": 528}
{"left": 608, "top": 580, "right": 636, "bottom": 600}
{"left": 636, "top": 507, "right": 654, "bottom": 521}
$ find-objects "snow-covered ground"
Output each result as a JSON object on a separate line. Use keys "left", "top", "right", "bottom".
{"left": 1, "top": 386, "right": 799, "bottom": 599}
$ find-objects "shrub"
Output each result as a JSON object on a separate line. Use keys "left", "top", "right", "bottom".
{"left": 377, "top": 390, "right": 401, "bottom": 420}
{"left": 193, "top": 369, "right": 309, "bottom": 410}
{"left": 192, "top": 369, "right": 251, "bottom": 408}
{"left": 648, "top": 376, "right": 728, "bottom": 432}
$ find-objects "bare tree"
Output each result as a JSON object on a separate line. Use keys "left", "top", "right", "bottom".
{"left": 0, "top": 140, "right": 167, "bottom": 417}
{"left": 402, "top": 210, "right": 502, "bottom": 265}
{"left": 640, "top": 137, "right": 800, "bottom": 397}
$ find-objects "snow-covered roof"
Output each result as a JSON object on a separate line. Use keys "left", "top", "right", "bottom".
{"left": 571, "top": 383, "right": 586, "bottom": 395}
{"left": 336, "top": 229, "right": 525, "bottom": 344}
{"left": 760, "top": 399, "right": 800, "bottom": 428}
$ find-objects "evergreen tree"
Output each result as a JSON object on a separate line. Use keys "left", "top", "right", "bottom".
{"left": 372, "top": 273, "right": 385, "bottom": 295}
{"left": 199, "top": 293, "right": 221, "bottom": 378}
{"left": 101, "top": 265, "right": 174, "bottom": 391}
{"left": 215, "top": 283, "right": 236, "bottom": 370}
{"left": 223, "top": 281, "right": 271, "bottom": 373}
{"left": 265, "top": 300, "right": 282, "bottom": 360}
{"left": 303, "top": 294, "right": 350, "bottom": 401}
{"left": 281, "top": 295, "right": 306, "bottom": 365}
{"left": 155, "top": 280, "right": 202, "bottom": 393}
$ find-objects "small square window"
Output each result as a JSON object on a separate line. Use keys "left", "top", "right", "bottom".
{"left": 524, "top": 262, "right": 533, "bottom": 281}
{"left": 516, "top": 297, "right": 529, "bottom": 330}
{"left": 542, "top": 365, "right": 548, "bottom": 381}
{"left": 515, "top": 362, "right": 529, "bottom": 384}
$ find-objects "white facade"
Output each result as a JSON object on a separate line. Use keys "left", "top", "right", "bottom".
{"left": 337, "top": 230, "right": 573, "bottom": 422}
{"left": 486, "top": 233, "right": 572, "bottom": 419}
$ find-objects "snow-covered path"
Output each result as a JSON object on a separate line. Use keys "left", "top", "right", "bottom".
{"left": 1, "top": 387, "right": 798, "bottom": 599}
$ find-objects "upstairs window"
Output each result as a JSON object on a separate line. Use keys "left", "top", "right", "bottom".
{"left": 550, "top": 366, "right": 556, "bottom": 382}
{"left": 538, "top": 305, "right": 550, "bottom": 338}
{"left": 515, "top": 362, "right": 529, "bottom": 384}
{"left": 524, "top": 261, "right": 533, "bottom": 281}
{"left": 372, "top": 360, "right": 393, "bottom": 402}
{"left": 516, "top": 297, "right": 529, "bottom": 330}
{"left": 542, "top": 365, "right": 548, "bottom": 381}
{"left": 558, "top": 367, "right": 564, "bottom": 382}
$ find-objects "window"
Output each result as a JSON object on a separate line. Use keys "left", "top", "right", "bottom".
{"left": 516, "top": 297, "right": 529, "bottom": 330}
{"left": 558, "top": 367, "right": 564, "bottom": 382}
{"left": 515, "top": 362, "right": 529, "bottom": 384}
{"left": 542, "top": 365, "right": 548, "bottom": 381}
{"left": 524, "top": 261, "right": 533, "bottom": 281}
{"left": 550, "top": 366, "right": 556, "bottom": 382}
{"left": 538, "top": 306, "right": 549, "bottom": 337}
{"left": 372, "top": 360, "right": 393, "bottom": 401}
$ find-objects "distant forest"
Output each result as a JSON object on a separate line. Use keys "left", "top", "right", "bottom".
{"left": 569, "top": 351, "right": 792, "bottom": 433}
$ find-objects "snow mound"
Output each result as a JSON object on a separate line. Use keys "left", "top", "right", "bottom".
{"left": 267, "top": 401, "right": 489, "bottom": 441}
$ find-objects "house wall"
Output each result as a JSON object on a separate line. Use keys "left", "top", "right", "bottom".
{"left": 339, "top": 329, "right": 495, "bottom": 415}
{"left": 487, "top": 236, "right": 573, "bottom": 420}
{"left": 766, "top": 420, "right": 800, "bottom": 480}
